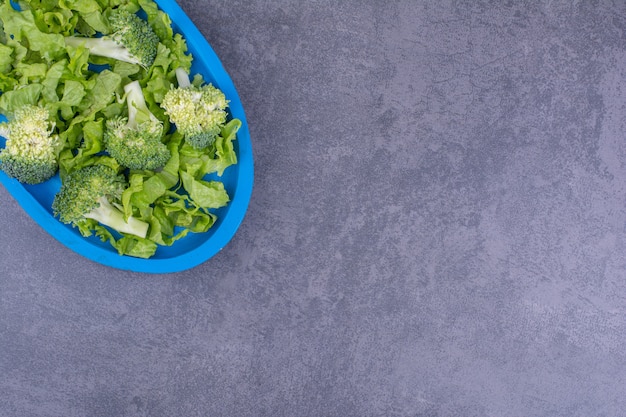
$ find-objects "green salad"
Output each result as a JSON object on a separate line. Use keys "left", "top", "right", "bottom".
{"left": 0, "top": 0, "right": 240, "bottom": 258}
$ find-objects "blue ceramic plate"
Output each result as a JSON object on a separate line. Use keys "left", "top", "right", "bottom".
{"left": 0, "top": 0, "right": 253, "bottom": 274}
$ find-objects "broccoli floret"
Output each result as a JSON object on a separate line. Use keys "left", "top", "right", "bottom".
{"left": 161, "top": 67, "right": 229, "bottom": 150}
{"left": 104, "top": 80, "right": 170, "bottom": 170}
{"left": 52, "top": 164, "right": 149, "bottom": 238}
{"left": 0, "top": 105, "right": 59, "bottom": 184}
{"left": 64, "top": 9, "right": 159, "bottom": 68}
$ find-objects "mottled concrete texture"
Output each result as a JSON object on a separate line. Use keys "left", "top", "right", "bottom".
{"left": 2, "top": 1, "right": 626, "bottom": 416}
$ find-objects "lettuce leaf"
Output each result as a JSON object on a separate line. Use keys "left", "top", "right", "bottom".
{"left": 0, "top": 2, "right": 66, "bottom": 62}
{"left": 0, "top": 83, "right": 43, "bottom": 114}
{"left": 180, "top": 171, "right": 230, "bottom": 209}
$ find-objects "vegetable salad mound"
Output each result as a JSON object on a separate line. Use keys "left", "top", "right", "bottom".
{"left": 0, "top": 0, "right": 240, "bottom": 259}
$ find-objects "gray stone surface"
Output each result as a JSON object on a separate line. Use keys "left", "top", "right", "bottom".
{"left": 2, "top": 1, "right": 626, "bottom": 416}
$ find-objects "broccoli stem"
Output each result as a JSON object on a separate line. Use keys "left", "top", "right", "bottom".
{"left": 84, "top": 196, "right": 149, "bottom": 238}
{"left": 175, "top": 67, "right": 192, "bottom": 88}
{"left": 64, "top": 37, "right": 138, "bottom": 65}
{"left": 124, "top": 81, "right": 146, "bottom": 128}
{"left": 123, "top": 80, "right": 160, "bottom": 129}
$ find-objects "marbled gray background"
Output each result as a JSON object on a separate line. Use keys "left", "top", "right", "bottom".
{"left": 2, "top": 1, "right": 626, "bottom": 416}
